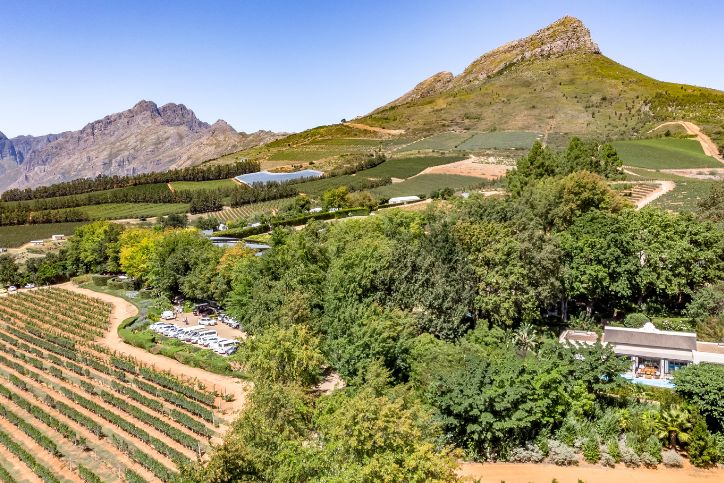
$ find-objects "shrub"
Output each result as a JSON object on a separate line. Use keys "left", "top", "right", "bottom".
{"left": 644, "top": 434, "right": 662, "bottom": 462}
{"left": 623, "top": 313, "right": 649, "bottom": 328}
{"left": 606, "top": 440, "right": 621, "bottom": 463}
{"left": 509, "top": 443, "right": 545, "bottom": 463}
{"left": 582, "top": 438, "right": 600, "bottom": 463}
{"left": 548, "top": 440, "right": 578, "bottom": 466}
{"left": 640, "top": 452, "right": 658, "bottom": 468}
{"left": 619, "top": 439, "right": 640, "bottom": 467}
{"left": 91, "top": 274, "right": 111, "bottom": 286}
{"left": 662, "top": 450, "right": 684, "bottom": 468}
{"left": 688, "top": 417, "right": 719, "bottom": 468}
{"left": 600, "top": 452, "right": 615, "bottom": 467}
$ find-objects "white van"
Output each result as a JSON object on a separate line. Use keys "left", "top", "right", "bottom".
{"left": 214, "top": 339, "right": 239, "bottom": 354}
{"left": 191, "top": 330, "right": 216, "bottom": 344}
{"left": 161, "top": 310, "right": 176, "bottom": 320}
{"left": 176, "top": 325, "right": 205, "bottom": 341}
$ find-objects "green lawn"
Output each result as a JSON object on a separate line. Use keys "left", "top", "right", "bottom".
{"left": 169, "top": 179, "right": 237, "bottom": 191}
{"left": 81, "top": 203, "right": 190, "bottom": 220}
{"left": 0, "top": 222, "right": 88, "bottom": 248}
{"left": 372, "top": 174, "right": 483, "bottom": 198}
{"left": 455, "top": 131, "right": 540, "bottom": 150}
{"left": 613, "top": 138, "right": 722, "bottom": 169}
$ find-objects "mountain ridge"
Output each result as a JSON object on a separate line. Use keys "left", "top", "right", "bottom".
{"left": 0, "top": 100, "right": 283, "bottom": 192}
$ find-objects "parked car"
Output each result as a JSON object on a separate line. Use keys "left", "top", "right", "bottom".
{"left": 214, "top": 339, "right": 239, "bottom": 354}
{"left": 161, "top": 310, "right": 176, "bottom": 320}
{"left": 227, "top": 321, "right": 240, "bottom": 329}
{"left": 24, "top": 283, "right": 36, "bottom": 289}
{"left": 199, "top": 317, "right": 217, "bottom": 326}
{"left": 7, "top": 286, "right": 17, "bottom": 293}
{"left": 198, "top": 334, "right": 219, "bottom": 347}
{"left": 223, "top": 346, "right": 238, "bottom": 356}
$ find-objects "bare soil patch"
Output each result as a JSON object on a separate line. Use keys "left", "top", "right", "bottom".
{"left": 458, "top": 461, "right": 724, "bottom": 483}
{"left": 636, "top": 180, "right": 676, "bottom": 208}
{"left": 344, "top": 122, "right": 405, "bottom": 135}
{"left": 416, "top": 157, "right": 511, "bottom": 179}
{"left": 662, "top": 168, "right": 724, "bottom": 180}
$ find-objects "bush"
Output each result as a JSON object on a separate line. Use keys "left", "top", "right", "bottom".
{"left": 606, "top": 439, "right": 621, "bottom": 463}
{"left": 623, "top": 313, "right": 649, "bottom": 328}
{"left": 582, "top": 438, "right": 600, "bottom": 463}
{"left": 600, "top": 452, "right": 615, "bottom": 467}
{"left": 688, "top": 417, "right": 719, "bottom": 468}
{"left": 662, "top": 450, "right": 683, "bottom": 468}
{"left": 644, "top": 434, "right": 662, "bottom": 462}
{"left": 548, "top": 440, "right": 578, "bottom": 466}
{"left": 509, "top": 443, "right": 545, "bottom": 463}
{"left": 91, "top": 274, "right": 111, "bottom": 286}
{"left": 640, "top": 452, "right": 658, "bottom": 468}
{"left": 619, "top": 439, "right": 640, "bottom": 467}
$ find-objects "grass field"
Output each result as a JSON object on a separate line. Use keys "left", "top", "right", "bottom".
{"left": 361, "top": 154, "right": 468, "bottom": 179}
{"left": 0, "top": 222, "right": 88, "bottom": 248}
{"left": 455, "top": 131, "right": 540, "bottom": 150}
{"left": 81, "top": 203, "right": 190, "bottom": 220}
{"left": 372, "top": 174, "right": 483, "bottom": 198}
{"left": 651, "top": 178, "right": 718, "bottom": 212}
{"left": 613, "top": 138, "right": 722, "bottom": 169}
{"left": 169, "top": 179, "right": 237, "bottom": 191}
{"left": 206, "top": 198, "right": 293, "bottom": 222}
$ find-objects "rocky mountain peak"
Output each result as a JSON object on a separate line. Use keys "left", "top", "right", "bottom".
{"left": 209, "top": 119, "right": 237, "bottom": 134}
{"left": 0, "top": 131, "right": 7, "bottom": 141}
{"left": 159, "top": 102, "right": 209, "bottom": 131}
{"left": 378, "top": 71, "right": 454, "bottom": 111}
{"left": 454, "top": 16, "right": 599, "bottom": 87}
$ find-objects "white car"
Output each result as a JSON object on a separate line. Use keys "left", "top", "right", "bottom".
{"left": 24, "top": 283, "right": 35, "bottom": 289}
{"left": 199, "top": 317, "right": 217, "bottom": 326}
{"left": 161, "top": 310, "right": 176, "bottom": 320}
{"left": 7, "top": 286, "right": 16, "bottom": 293}
{"left": 214, "top": 339, "right": 239, "bottom": 354}
{"left": 227, "top": 321, "right": 240, "bottom": 329}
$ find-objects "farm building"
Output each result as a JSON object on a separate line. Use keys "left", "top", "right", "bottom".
{"left": 389, "top": 195, "right": 422, "bottom": 205}
{"left": 560, "top": 323, "right": 724, "bottom": 387}
{"left": 51, "top": 234, "right": 65, "bottom": 241}
{"left": 235, "top": 169, "right": 323, "bottom": 186}
{"left": 30, "top": 240, "right": 44, "bottom": 246}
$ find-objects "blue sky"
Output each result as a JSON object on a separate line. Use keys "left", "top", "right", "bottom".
{"left": 1, "top": 0, "right": 722, "bottom": 137}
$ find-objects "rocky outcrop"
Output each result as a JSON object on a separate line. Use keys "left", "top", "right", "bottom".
{"left": 0, "top": 101, "right": 284, "bottom": 192}
{"left": 380, "top": 16, "right": 600, "bottom": 110}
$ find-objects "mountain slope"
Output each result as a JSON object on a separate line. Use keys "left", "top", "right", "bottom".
{"left": 0, "top": 101, "right": 283, "bottom": 192}
{"left": 361, "top": 17, "right": 724, "bottom": 146}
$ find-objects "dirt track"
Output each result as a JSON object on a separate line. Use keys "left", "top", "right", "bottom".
{"left": 344, "top": 122, "right": 405, "bottom": 135}
{"left": 650, "top": 121, "right": 723, "bottom": 161}
{"left": 58, "top": 282, "right": 249, "bottom": 415}
{"left": 636, "top": 180, "right": 676, "bottom": 208}
{"left": 459, "top": 461, "right": 724, "bottom": 483}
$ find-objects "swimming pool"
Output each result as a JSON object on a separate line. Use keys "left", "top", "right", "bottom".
{"left": 622, "top": 373, "right": 675, "bottom": 389}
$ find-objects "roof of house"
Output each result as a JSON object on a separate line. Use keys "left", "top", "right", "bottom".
{"left": 603, "top": 323, "right": 697, "bottom": 351}
{"left": 559, "top": 329, "right": 599, "bottom": 345}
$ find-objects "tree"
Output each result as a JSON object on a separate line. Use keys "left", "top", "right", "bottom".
{"left": 65, "top": 221, "right": 123, "bottom": 274}
{"left": 195, "top": 216, "right": 221, "bottom": 231}
{"left": 687, "top": 415, "right": 719, "bottom": 467}
{"left": 655, "top": 405, "right": 692, "bottom": 449}
{"left": 118, "top": 228, "right": 162, "bottom": 283}
{"left": 0, "top": 255, "right": 19, "bottom": 286}
{"left": 321, "top": 186, "right": 350, "bottom": 209}
{"left": 239, "top": 324, "right": 324, "bottom": 386}
{"left": 697, "top": 181, "right": 724, "bottom": 223}
{"left": 513, "top": 323, "right": 538, "bottom": 354}
{"left": 160, "top": 213, "right": 188, "bottom": 228}
{"left": 673, "top": 363, "right": 724, "bottom": 432}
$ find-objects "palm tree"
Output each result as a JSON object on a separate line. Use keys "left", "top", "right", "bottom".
{"left": 656, "top": 405, "right": 693, "bottom": 449}
{"left": 513, "top": 323, "right": 538, "bottom": 354}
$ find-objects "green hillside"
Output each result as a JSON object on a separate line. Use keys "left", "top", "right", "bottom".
{"left": 613, "top": 138, "right": 722, "bottom": 169}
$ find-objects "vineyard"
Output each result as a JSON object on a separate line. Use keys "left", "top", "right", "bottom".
{"left": 0, "top": 288, "right": 226, "bottom": 482}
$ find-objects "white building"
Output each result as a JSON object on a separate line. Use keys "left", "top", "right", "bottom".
{"left": 389, "top": 195, "right": 421, "bottom": 205}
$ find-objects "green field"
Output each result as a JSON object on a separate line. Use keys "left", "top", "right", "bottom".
{"left": 169, "top": 179, "right": 237, "bottom": 191}
{"left": 372, "top": 174, "right": 483, "bottom": 198}
{"left": 206, "top": 198, "right": 293, "bottom": 222}
{"left": 361, "top": 154, "right": 468, "bottom": 179}
{"left": 0, "top": 222, "right": 88, "bottom": 248}
{"left": 612, "top": 138, "right": 721, "bottom": 169}
{"left": 651, "top": 179, "right": 718, "bottom": 212}
{"left": 455, "top": 131, "right": 540, "bottom": 150}
{"left": 81, "top": 203, "right": 190, "bottom": 220}
{"left": 398, "top": 132, "right": 474, "bottom": 151}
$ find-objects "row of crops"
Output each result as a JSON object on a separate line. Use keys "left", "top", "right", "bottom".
{"left": 0, "top": 288, "right": 224, "bottom": 482}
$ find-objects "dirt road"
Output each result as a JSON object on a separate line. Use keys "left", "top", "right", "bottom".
{"left": 57, "top": 282, "right": 249, "bottom": 415}
{"left": 650, "top": 121, "right": 723, "bottom": 161}
{"left": 344, "top": 122, "right": 405, "bottom": 135}
{"left": 458, "top": 461, "right": 724, "bottom": 483}
{"left": 636, "top": 180, "right": 676, "bottom": 209}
